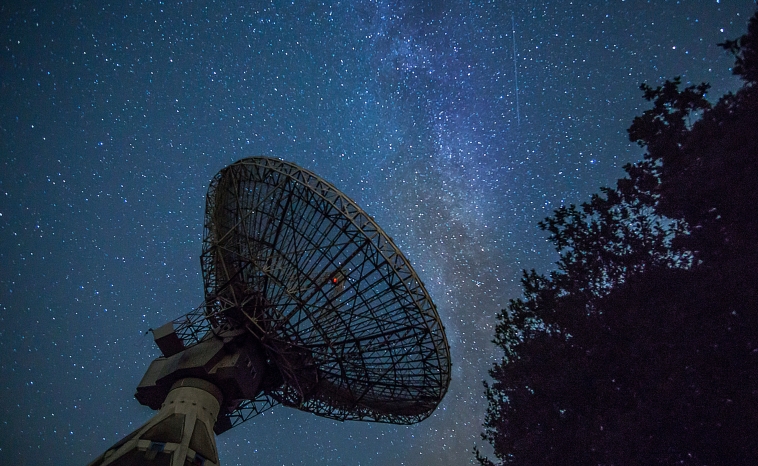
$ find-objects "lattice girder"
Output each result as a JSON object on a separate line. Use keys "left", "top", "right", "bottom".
{"left": 197, "top": 157, "right": 450, "bottom": 426}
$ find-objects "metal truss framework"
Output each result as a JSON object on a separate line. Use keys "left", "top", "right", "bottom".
{"left": 186, "top": 156, "right": 451, "bottom": 428}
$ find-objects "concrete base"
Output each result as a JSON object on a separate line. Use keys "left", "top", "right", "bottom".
{"left": 88, "top": 378, "right": 223, "bottom": 466}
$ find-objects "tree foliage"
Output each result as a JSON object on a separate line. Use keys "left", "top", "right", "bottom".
{"left": 478, "top": 10, "right": 758, "bottom": 465}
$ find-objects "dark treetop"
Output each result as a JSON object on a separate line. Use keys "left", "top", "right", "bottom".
{"left": 478, "top": 9, "right": 758, "bottom": 466}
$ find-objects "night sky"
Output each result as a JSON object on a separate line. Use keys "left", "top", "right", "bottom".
{"left": 1, "top": 1, "right": 755, "bottom": 465}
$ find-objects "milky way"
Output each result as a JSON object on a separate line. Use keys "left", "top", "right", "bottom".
{"left": 1, "top": 1, "right": 754, "bottom": 464}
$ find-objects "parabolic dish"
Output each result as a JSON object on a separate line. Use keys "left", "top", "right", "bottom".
{"left": 200, "top": 157, "right": 451, "bottom": 424}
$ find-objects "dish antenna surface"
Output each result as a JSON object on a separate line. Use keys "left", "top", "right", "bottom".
{"left": 90, "top": 157, "right": 451, "bottom": 466}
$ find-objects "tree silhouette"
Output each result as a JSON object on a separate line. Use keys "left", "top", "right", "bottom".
{"left": 478, "top": 10, "right": 758, "bottom": 465}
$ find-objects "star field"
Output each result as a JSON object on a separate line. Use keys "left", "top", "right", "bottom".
{"left": 1, "top": 1, "right": 755, "bottom": 464}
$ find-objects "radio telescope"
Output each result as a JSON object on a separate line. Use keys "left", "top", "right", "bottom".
{"left": 89, "top": 157, "right": 451, "bottom": 466}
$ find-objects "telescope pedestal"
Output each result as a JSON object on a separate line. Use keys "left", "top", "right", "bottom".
{"left": 88, "top": 378, "right": 222, "bottom": 466}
